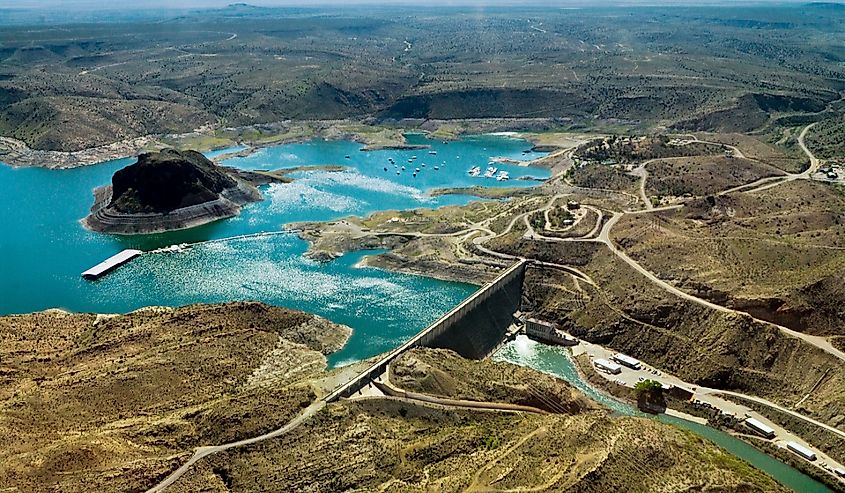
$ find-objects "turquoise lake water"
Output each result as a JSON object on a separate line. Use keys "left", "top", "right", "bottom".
{"left": 495, "top": 336, "right": 835, "bottom": 493}
{"left": 0, "top": 133, "right": 546, "bottom": 364}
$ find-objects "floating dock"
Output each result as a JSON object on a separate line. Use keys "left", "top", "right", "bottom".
{"left": 81, "top": 249, "right": 143, "bottom": 280}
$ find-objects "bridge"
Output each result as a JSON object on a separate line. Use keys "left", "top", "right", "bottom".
{"left": 325, "top": 259, "right": 528, "bottom": 402}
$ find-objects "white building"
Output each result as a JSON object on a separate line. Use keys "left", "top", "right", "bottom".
{"left": 786, "top": 441, "right": 817, "bottom": 461}
{"left": 524, "top": 318, "right": 578, "bottom": 346}
{"left": 594, "top": 358, "right": 622, "bottom": 375}
{"left": 744, "top": 418, "right": 775, "bottom": 439}
{"left": 612, "top": 353, "right": 642, "bottom": 370}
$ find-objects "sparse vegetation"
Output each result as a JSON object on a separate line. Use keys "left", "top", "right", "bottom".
{"left": 1, "top": 5, "right": 843, "bottom": 153}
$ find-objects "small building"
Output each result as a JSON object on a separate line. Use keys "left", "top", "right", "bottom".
{"left": 525, "top": 318, "right": 578, "bottom": 346}
{"left": 786, "top": 441, "right": 817, "bottom": 461}
{"left": 566, "top": 200, "right": 581, "bottom": 210}
{"left": 744, "top": 418, "right": 775, "bottom": 439}
{"left": 594, "top": 358, "right": 622, "bottom": 375}
{"left": 612, "top": 353, "right": 642, "bottom": 370}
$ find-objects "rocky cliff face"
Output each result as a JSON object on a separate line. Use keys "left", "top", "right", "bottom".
{"left": 109, "top": 149, "right": 238, "bottom": 213}
{"left": 83, "top": 148, "right": 262, "bottom": 234}
{"left": 0, "top": 302, "right": 352, "bottom": 493}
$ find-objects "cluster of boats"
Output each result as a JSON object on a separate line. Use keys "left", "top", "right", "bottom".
{"left": 384, "top": 155, "right": 442, "bottom": 177}
{"left": 374, "top": 150, "right": 509, "bottom": 181}
{"left": 468, "top": 166, "right": 509, "bottom": 181}
{"left": 153, "top": 243, "right": 189, "bottom": 254}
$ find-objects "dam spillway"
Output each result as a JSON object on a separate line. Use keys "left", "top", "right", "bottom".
{"left": 326, "top": 259, "right": 527, "bottom": 402}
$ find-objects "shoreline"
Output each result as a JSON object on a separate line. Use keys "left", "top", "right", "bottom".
{"left": 0, "top": 118, "right": 580, "bottom": 170}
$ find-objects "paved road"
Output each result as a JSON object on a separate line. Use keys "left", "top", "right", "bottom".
{"left": 573, "top": 338, "right": 845, "bottom": 481}
{"left": 629, "top": 163, "right": 652, "bottom": 210}
{"left": 700, "top": 388, "right": 845, "bottom": 441}
{"left": 798, "top": 122, "right": 822, "bottom": 178}
{"left": 731, "top": 121, "right": 820, "bottom": 195}
{"left": 373, "top": 375, "right": 549, "bottom": 414}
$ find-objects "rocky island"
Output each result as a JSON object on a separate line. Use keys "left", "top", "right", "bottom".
{"left": 83, "top": 149, "right": 263, "bottom": 234}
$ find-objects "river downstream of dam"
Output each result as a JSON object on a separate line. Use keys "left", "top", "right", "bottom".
{"left": 496, "top": 336, "right": 835, "bottom": 493}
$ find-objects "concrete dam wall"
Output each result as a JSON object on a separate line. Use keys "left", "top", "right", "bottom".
{"left": 418, "top": 261, "right": 525, "bottom": 359}
{"left": 326, "top": 260, "right": 527, "bottom": 402}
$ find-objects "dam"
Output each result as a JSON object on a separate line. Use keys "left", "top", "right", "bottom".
{"left": 326, "top": 259, "right": 528, "bottom": 402}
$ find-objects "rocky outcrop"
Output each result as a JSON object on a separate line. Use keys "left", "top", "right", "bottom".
{"left": 83, "top": 148, "right": 262, "bottom": 234}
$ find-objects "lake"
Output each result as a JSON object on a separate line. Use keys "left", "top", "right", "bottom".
{"left": 0, "top": 133, "right": 548, "bottom": 364}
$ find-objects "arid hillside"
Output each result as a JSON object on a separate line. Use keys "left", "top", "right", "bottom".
{"left": 0, "top": 303, "right": 351, "bottom": 492}
{"left": 165, "top": 348, "right": 788, "bottom": 493}
{"left": 1, "top": 4, "right": 843, "bottom": 152}
{"left": 613, "top": 180, "right": 845, "bottom": 339}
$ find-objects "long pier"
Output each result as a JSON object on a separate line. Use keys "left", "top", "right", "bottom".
{"left": 326, "top": 259, "right": 527, "bottom": 402}
{"left": 81, "top": 249, "right": 143, "bottom": 280}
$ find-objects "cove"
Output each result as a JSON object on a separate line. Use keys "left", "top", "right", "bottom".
{"left": 0, "top": 134, "right": 547, "bottom": 364}
{"left": 495, "top": 335, "right": 836, "bottom": 493}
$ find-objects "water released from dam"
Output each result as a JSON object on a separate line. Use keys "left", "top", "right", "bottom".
{"left": 0, "top": 133, "right": 546, "bottom": 363}
{"left": 496, "top": 336, "right": 836, "bottom": 493}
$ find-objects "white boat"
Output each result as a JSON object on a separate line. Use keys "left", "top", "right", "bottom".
{"left": 468, "top": 166, "right": 481, "bottom": 177}
{"left": 401, "top": 166, "right": 406, "bottom": 170}
{"left": 434, "top": 166, "right": 439, "bottom": 170}
{"left": 429, "top": 151, "right": 437, "bottom": 155}
{"left": 415, "top": 168, "right": 420, "bottom": 172}
{"left": 496, "top": 171, "right": 510, "bottom": 181}
{"left": 484, "top": 166, "right": 498, "bottom": 178}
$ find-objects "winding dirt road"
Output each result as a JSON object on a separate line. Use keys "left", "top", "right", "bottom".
{"left": 147, "top": 122, "right": 832, "bottom": 492}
